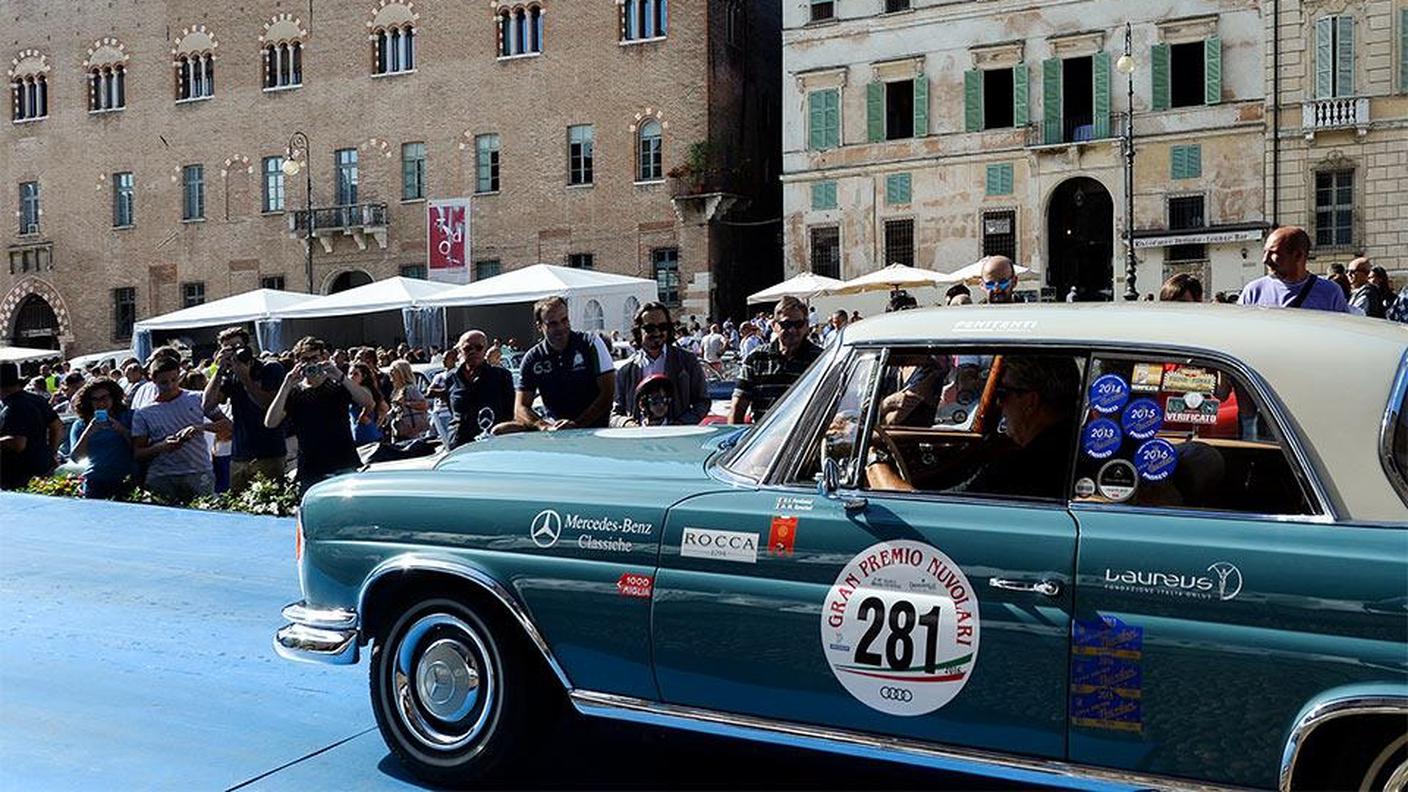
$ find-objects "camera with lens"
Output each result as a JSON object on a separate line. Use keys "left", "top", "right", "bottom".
{"left": 234, "top": 346, "right": 254, "bottom": 365}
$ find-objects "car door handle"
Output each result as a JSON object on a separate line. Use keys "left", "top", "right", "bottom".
{"left": 988, "top": 578, "right": 1061, "bottom": 597}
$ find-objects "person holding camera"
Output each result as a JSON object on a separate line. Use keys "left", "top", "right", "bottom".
{"left": 202, "top": 326, "right": 287, "bottom": 494}
{"left": 264, "top": 336, "right": 375, "bottom": 495}
{"left": 69, "top": 378, "right": 137, "bottom": 499}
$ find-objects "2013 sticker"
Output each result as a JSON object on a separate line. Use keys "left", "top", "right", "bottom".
{"left": 821, "top": 541, "right": 980, "bottom": 717}
{"left": 1121, "top": 399, "right": 1163, "bottom": 441}
{"left": 1089, "top": 374, "right": 1131, "bottom": 414}
{"left": 1134, "top": 439, "right": 1178, "bottom": 482}
{"left": 1083, "top": 419, "right": 1123, "bottom": 459}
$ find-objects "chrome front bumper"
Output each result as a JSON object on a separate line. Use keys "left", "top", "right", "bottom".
{"left": 273, "top": 601, "right": 360, "bottom": 665}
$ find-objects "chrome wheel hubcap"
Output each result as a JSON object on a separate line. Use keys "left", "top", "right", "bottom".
{"left": 392, "top": 612, "right": 495, "bottom": 751}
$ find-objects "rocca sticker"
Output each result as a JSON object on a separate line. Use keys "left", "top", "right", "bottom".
{"left": 821, "top": 540, "right": 980, "bottom": 717}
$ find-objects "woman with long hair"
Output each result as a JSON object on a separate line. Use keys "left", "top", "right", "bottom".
{"left": 388, "top": 360, "right": 430, "bottom": 440}
{"left": 69, "top": 378, "right": 138, "bottom": 498}
{"left": 349, "top": 363, "right": 390, "bottom": 444}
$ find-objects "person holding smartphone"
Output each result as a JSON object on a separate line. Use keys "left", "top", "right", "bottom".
{"left": 69, "top": 378, "right": 137, "bottom": 499}
{"left": 264, "top": 336, "right": 374, "bottom": 495}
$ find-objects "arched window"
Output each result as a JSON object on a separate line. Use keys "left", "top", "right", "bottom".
{"left": 500, "top": 5, "right": 541, "bottom": 57}
{"left": 623, "top": 296, "right": 641, "bottom": 332}
{"left": 529, "top": 7, "right": 542, "bottom": 53}
{"left": 584, "top": 299, "right": 605, "bottom": 332}
{"left": 12, "top": 75, "right": 48, "bottom": 121}
{"left": 516, "top": 9, "right": 528, "bottom": 54}
{"left": 90, "top": 65, "right": 126, "bottom": 111}
{"left": 623, "top": 0, "right": 665, "bottom": 42}
{"left": 174, "top": 31, "right": 216, "bottom": 101}
{"left": 262, "top": 16, "right": 305, "bottom": 89}
{"left": 402, "top": 27, "right": 415, "bottom": 70}
{"left": 638, "top": 119, "right": 663, "bottom": 182}
{"left": 500, "top": 11, "right": 514, "bottom": 57}
{"left": 374, "top": 24, "right": 415, "bottom": 74}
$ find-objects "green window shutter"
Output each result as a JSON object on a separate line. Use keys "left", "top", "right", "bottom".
{"left": 1092, "top": 50, "right": 1111, "bottom": 139}
{"left": 885, "top": 172, "right": 911, "bottom": 205}
{"left": 964, "top": 70, "right": 983, "bottom": 133}
{"left": 1151, "top": 43, "right": 1170, "bottom": 111}
{"left": 1012, "top": 64, "right": 1029, "bottom": 127}
{"left": 1315, "top": 17, "right": 1334, "bottom": 99}
{"left": 913, "top": 74, "right": 929, "bottom": 137}
{"left": 1204, "top": 36, "right": 1222, "bottom": 104}
{"left": 1336, "top": 16, "right": 1354, "bottom": 97}
{"left": 823, "top": 89, "right": 840, "bottom": 148}
{"left": 867, "top": 81, "right": 885, "bottom": 143}
{"left": 1401, "top": 9, "right": 1408, "bottom": 94}
{"left": 811, "top": 180, "right": 837, "bottom": 210}
{"left": 1171, "top": 145, "right": 1202, "bottom": 180}
{"left": 1042, "top": 58, "right": 1062, "bottom": 144}
{"left": 1187, "top": 145, "right": 1202, "bottom": 179}
{"left": 985, "top": 163, "right": 1013, "bottom": 196}
{"left": 808, "top": 91, "right": 826, "bottom": 150}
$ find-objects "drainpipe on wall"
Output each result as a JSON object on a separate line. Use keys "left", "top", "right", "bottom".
{"left": 1272, "top": 0, "right": 1281, "bottom": 228}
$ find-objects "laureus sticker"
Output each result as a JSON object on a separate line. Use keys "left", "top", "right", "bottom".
{"left": 821, "top": 540, "right": 980, "bottom": 717}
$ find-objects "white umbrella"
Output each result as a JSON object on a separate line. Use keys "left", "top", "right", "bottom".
{"left": 747, "top": 272, "right": 845, "bottom": 304}
{"left": 825, "top": 264, "right": 961, "bottom": 296}
{"left": 945, "top": 260, "right": 1036, "bottom": 284}
{"left": 0, "top": 345, "right": 62, "bottom": 364}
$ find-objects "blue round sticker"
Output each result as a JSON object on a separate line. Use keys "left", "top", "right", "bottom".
{"left": 1089, "top": 374, "right": 1131, "bottom": 414}
{"left": 1121, "top": 398, "right": 1164, "bottom": 441}
{"left": 1134, "top": 439, "right": 1178, "bottom": 482}
{"left": 1082, "top": 419, "right": 1123, "bottom": 459}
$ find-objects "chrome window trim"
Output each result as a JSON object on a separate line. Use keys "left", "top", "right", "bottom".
{"left": 357, "top": 554, "right": 573, "bottom": 691}
{"left": 1380, "top": 349, "right": 1408, "bottom": 508}
{"left": 717, "top": 340, "right": 842, "bottom": 483}
{"left": 570, "top": 690, "right": 1242, "bottom": 792}
{"left": 1070, "top": 501, "right": 1334, "bottom": 526}
{"left": 1278, "top": 695, "right": 1408, "bottom": 792}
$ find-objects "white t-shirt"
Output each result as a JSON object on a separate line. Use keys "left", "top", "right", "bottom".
{"left": 636, "top": 349, "right": 668, "bottom": 378}
{"left": 702, "top": 333, "right": 726, "bottom": 363}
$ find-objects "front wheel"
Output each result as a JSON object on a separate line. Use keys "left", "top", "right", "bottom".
{"left": 369, "top": 597, "right": 538, "bottom": 786}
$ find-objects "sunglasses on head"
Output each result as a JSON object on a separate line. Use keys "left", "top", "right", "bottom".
{"left": 982, "top": 278, "right": 1014, "bottom": 292}
{"left": 776, "top": 318, "right": 808, "bottom": 331}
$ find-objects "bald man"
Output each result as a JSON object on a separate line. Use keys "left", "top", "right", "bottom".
{"left": 446, "top": 329, "right": 515, "bottom": 448}
{"left": 1238, "top": 227, "right": 1348, "bottom": 312}
{"left": 979, "top": 256, "right": 1021, "bottom": 304}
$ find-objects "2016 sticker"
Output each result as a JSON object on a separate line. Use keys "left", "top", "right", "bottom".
{"left": 1083, "top": 419, "right": 1123, "bottom": 459}
{"left": 1089, "top": 374, "right": 1131, "bottom": 414}
{"left": 1121, "top": 399, "right": 1163, "bottom": 441}
{"left": 821, "top": 541, "right": 980, "bottom": 717}
{"left": 1134, "top": 439, "right": 1178, "bottom": 482}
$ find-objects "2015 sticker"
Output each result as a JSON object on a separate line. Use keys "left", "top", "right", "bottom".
{"left": 1082, "top": 419, "right": 1123, "bottom": 459}
{"left": 1089, "top": 374, "right": 1131, "bottom": 414}
{"left": 1121, "top": 398, "right": 1163, "bottom": 441}
{"left": 821, "top": 541, "right": 980, "bottom": 717}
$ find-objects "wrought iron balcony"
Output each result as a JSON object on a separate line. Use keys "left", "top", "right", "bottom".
{"left": 287, "top": 203, "right": 388, "bottom": 252}
{"left": 1026, "top": 113, "right": 1127, "bottom": 149}
{"left": 1302, "top": 97, "right": 1369, "bottom": 140}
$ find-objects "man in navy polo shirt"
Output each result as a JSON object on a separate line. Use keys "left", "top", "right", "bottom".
{"left": 501, "top": 295, "right": 615, "bottom": 432}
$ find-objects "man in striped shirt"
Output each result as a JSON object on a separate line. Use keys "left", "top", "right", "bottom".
{"left": 729, "top": 296, "right": 823, "bottom": 423}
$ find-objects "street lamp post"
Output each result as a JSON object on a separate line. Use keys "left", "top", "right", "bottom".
{"left": 282, "top": 131, "right": 315, "bottom": 294}
{"left": 1117, "top": 23, "right": 1139, "bottom": 301}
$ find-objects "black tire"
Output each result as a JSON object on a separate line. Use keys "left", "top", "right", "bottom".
{"left": 369, "top": 597, "right": 538, "bottom": 787}
{"left": 1358, "top": 735, "right": 1407, "bottom": 792}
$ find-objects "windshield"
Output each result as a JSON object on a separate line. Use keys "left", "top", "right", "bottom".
{"left": 719, "top": 341, "right": 838, "bottom": 482}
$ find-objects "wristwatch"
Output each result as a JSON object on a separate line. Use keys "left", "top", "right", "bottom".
{"left": 866, "top": 446, "right": 892, "bottom": 466}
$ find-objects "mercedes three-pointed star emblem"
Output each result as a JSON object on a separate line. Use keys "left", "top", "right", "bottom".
{"left": 530, "top": 509, "right": 562, "bottom": 548}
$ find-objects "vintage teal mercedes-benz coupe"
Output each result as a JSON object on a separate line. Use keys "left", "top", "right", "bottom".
{"left": 277, "top": 305, "right": 1408, "bottom": 790}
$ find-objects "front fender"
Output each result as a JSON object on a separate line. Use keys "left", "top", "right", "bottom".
{"left": 1278, "top": 682, "right": 1408, "bottom": 791}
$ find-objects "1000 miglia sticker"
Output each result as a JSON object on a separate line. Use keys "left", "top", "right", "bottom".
{"left": 821, "top": 540, "right": 980, "bottom": 716}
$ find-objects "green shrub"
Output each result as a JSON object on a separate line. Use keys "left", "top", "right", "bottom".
{"left": 18, "top": 472, "right": 299, "bottom": 517}
{"left": 22, "top": 474, "right": 84, "bottom": 498}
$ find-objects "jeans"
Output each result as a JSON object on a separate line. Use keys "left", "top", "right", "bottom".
{"left": 145, "top": 471, "right": 215, "bottom": 504}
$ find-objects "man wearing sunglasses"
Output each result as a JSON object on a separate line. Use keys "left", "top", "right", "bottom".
{"left": 610, "top": 302, "right": 709, "bottom": 427}
{"left": 730, "top": 296, "right": 823, "bottom": 423}
{"left": 979, "top": 255, "right": 1022, "bottom": 304}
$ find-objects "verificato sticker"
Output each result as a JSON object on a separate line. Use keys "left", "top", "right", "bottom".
{"left": 821, "top": 540, "right": 980, "bottom": 717}
{"left": 680, "top": 527, "right": 758, "bottom": 564}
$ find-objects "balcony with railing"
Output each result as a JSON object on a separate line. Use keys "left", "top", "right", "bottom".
{"left": 1301, "top": 96, "right": 1369, "bottom": 141}
{"left": 1027, "top": 112, "right": 1126, "bottom": 149}
{"left": 287, "top": 203, "right": 389, "bottom": 252}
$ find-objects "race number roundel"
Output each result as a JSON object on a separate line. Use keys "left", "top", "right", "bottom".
{"left": 821, "top": 541, "right": 980, "bottom": 716}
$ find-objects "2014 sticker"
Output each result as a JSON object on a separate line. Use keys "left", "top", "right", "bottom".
{"left": 1083, "top": 419, "right": 1123, "bottom": 459}
{"left": 1089, "top": 374, "right": 1131, "bottom": 414}
{"left": 821, "top": 541, "right": 980, "bottom": 717}
{"left": 1134, "top": 439, "right": 1178, "bottom": 482}
{"left": 1121, "top": 399, "right": 1163, "bottom": 441}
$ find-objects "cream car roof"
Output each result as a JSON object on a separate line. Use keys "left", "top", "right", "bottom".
{"left": 843, "top": 303, "right": 1408, "bottom": 522}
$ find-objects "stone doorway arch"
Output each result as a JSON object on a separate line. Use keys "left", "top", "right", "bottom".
{"left": 1, "top": 278, "right": 72, "bottom": 351}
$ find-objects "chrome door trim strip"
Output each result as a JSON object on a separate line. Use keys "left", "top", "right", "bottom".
{"left": 1278, "top": 695, "right": 1408, "bottom": 792}
{"left": 358, "top": 554, "right": 573, "bottom": 691}
{"left": 569, "top": 690, "right": 1247, "bottom": 792}
{"left": 1380, "top": 349, "right": 1408, "bottom": 508}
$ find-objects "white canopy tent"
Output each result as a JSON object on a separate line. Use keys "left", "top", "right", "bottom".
{"left": 944, "top": 260, "right": 1037, "bottom": 284}
{"left": 824, "top": 264, "right": 962, "bottom": 296}
{"left": 0, "top": 344, "right": 62, "bottom": 365}
{"left": 747, "top": 272, "right": 845, "bottom": 305}
{"left": 426, "top": 264, "right": 657, "bottom": 342}
{"left": 278, "top": 276, "right": 459, "bottom": 351}
{"left": 131, "top": 288, "right": 317, "bottom": 360}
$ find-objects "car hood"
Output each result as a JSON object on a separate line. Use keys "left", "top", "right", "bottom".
{"left": 434, "top": 424, "right": 746, "bottom": 481}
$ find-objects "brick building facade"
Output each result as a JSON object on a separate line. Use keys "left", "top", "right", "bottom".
{"left": 4, "top": 0, "right": 781, "bottom": 355}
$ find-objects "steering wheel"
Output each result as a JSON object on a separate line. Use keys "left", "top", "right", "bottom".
{"left": 871, "top": 426, "right": 913, "bottom": 484}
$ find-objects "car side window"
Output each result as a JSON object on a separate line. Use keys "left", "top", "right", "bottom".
{"left": 860, "top": 346, "right": 1086, "bottom": 503}
{"left": 792, "top": 351, "right": 881, "bottom": 487}
{"left": 723, "top": 343, "right": 836, "bottom": 482}
{"left": 1071, "top": 354, "right": 1317, "bottom": 516}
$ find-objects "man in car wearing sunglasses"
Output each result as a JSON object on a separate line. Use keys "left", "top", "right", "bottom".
{"left": 980, "top": 255, "right": 1023, "bottom": 304}
{"left": 730, "top": 295, "right": 824, "bottom": 424}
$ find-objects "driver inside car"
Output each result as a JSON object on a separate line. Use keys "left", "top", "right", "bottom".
{"left": 867, "top": 355, "right": 1081, "bottom": 500}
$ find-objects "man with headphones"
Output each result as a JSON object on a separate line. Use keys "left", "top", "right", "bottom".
{"left": 610, "top": 301, "right": 711, "bottom": 427}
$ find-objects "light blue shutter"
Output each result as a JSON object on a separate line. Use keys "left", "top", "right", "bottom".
{"left": 1151, "top": 43, "right": 1171, "bottom": 111}
{"left": 1204, "top": 36, "right": 1221, "bottom": 104}
{"left": 867, "top": 81, "right": 885, "bottom": 142}
{"left": 985, "top": 163, "right": 1013, "bottom": 195}
{"left": 913, "top": 73, "right": 929, "bottom": 137}
{"left": 811, "top": 180, "right": 837, "bottom": 210}
{"left": 1401, "top": 9, "right": 1408, "bottom": 94}
{"left": 1012, "top": 65, "right": 1028, "bottom": 127}
{"left": 964, "top": 70, "right": 983, "bottom": 132}
{"left": 1043, "top": 58, "right": 1062, "bottom": 144}
{"left": 1092, "top": 50, "right": 1111, "bottom": 139}
{"left": 823, "top": 89, "right": 839, "bottom": 148}
{"left": 885, "top": 172, "right": 911, "bottom": 205}
{"left": 1170, "top": 145, "right": 1203, "bottom": 179}
{"left": 808, "top": 91, "right": 825, "bottom": 150}
{"left": 1336, "top": 16, "right": 1354, "bottom": 97}
{"left": 1315, "top": 17, "right": 1334, "bottom": 99}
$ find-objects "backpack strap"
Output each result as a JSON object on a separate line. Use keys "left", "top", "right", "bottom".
{"left": 1287, "top": 274, "right": 1318, "bottom": 309}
